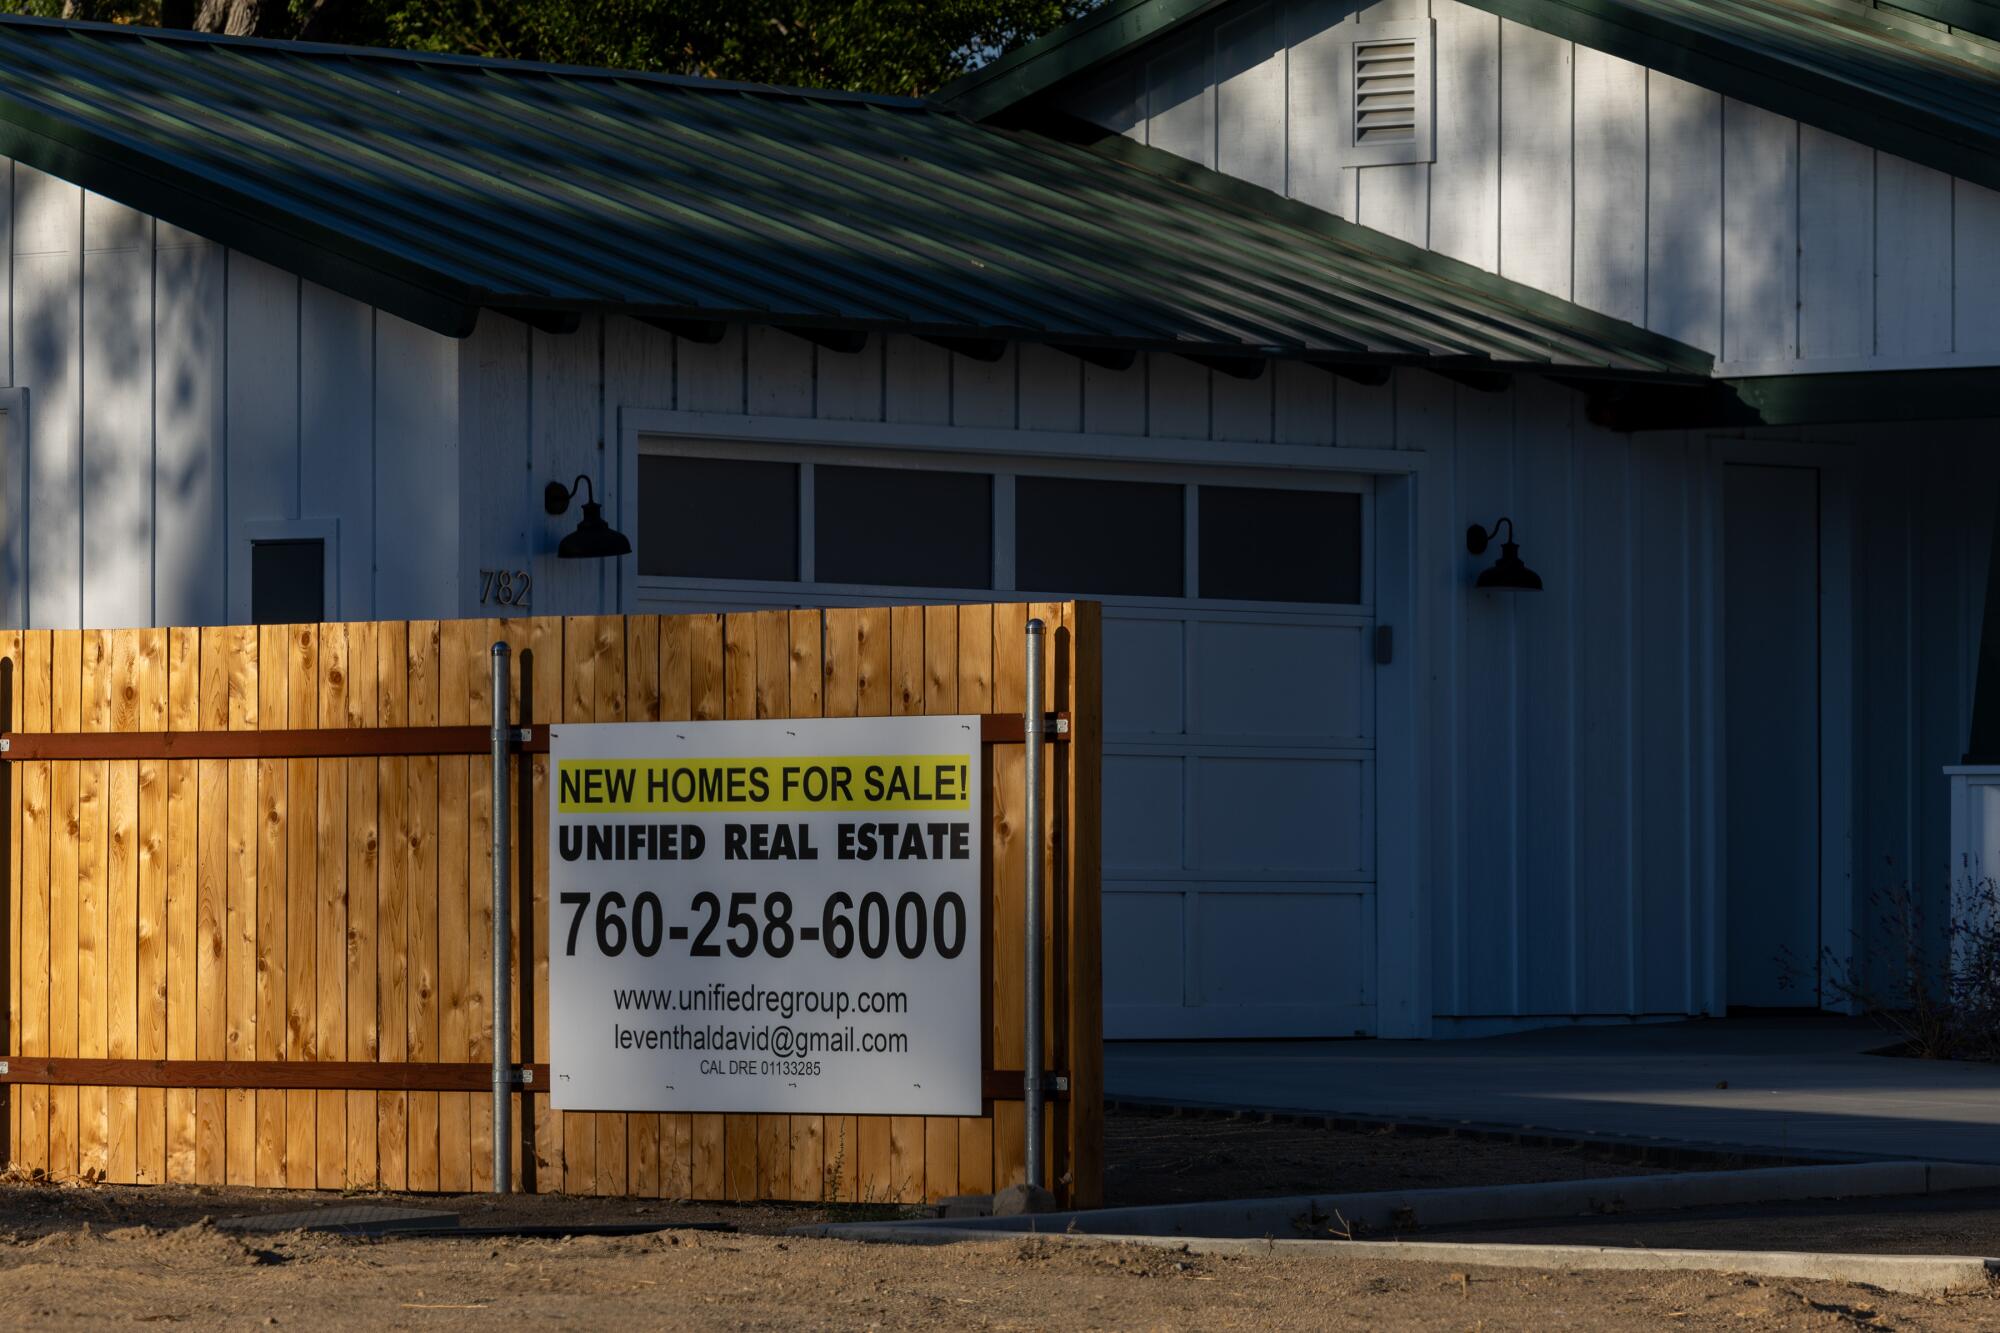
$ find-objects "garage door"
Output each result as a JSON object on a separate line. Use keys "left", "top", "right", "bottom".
{"left": 629, "top": 438, "right": 1378, "bottom": 1040}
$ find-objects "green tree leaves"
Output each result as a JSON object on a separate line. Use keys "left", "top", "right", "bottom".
{"left": 18, "top": 0, "right": 1096, "bottom": 96}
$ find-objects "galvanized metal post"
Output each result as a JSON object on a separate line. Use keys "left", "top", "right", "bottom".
{"left": 1023, "top": 618, "right": 1046, "bottom": 1194}
{"left": 490, "top": 641, "right": 512, "bottom": 1195}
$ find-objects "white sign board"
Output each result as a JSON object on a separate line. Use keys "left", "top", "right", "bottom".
{"left": 547, "top": 715, "right": 983, "bottom": 1116}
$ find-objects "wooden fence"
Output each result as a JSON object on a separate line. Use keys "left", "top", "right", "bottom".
{"left": 0, "top": 601, "right": 1101, "bottom": 1205}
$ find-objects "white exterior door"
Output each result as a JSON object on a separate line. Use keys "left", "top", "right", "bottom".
{"left": 627, "top": 434, "right": 1381, "bottom": 1040}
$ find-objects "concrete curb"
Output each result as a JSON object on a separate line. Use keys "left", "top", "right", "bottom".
{"left": 793, "top": 1226, "right": 1999, "bottom": 1296}
{"left": 799, "top": 1161, "right": 2000, "bottom": 1242}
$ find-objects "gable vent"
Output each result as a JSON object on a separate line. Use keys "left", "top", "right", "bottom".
{"left": 1353, "top": 39, "right": 1418, "bottom": 146}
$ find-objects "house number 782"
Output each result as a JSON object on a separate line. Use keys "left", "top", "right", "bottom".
{"left": 479, "top": 568, "right": 532, "bottom": 609}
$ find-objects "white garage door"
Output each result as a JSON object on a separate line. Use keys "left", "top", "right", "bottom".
{"left": 1103, "top": 604, "right": 1375, "bottom": 1038}
{"left": 628, "top": 437, "right": 1378, "bottom": 1040}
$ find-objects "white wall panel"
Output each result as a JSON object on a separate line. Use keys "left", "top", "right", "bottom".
{"left": 1875, "top": 156, "right": 1955, "bottom": 359}
{"left": 373, "top": 312, "right": 458, "bottom": 620}
{"left": 1497, "top": 20, "right": 1571, "bottom": 299}
{"left": 1572, "top": 46, "right": 1646, "bottom": 324}
{"left": 1722, "top": 100, "right": 1797, "bottom": 365}
{"left": 1215, "top": 2, "right": 1288, "bottom": 194}
{"left": 0, "top": 171, "right": 463, "bottom": 630}
{"left": 1057, "top": 0, "right": 1998, "bottom": 374}
{"left": 18, "top": 166, "right": 81, "bottom": 628}
{"left": 151, "top": 232, "right": 224, "bottom": 627}
{"left": 299, "top": 282, "right": 373, "bottom": 620}
{"left": 1646, "top": 74, "right": 1722, "bottom": 354}
{"left": 80, "top": 195, "right": 152, "bottom": 630}
{"left": 1798, "top": 127, "right": 1874, "bottom": 361}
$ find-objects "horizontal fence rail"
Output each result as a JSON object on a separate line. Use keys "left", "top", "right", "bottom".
{"left": 0, "top": 606, "right": 1101, "bottom": 1205}
{"left": 0, "top": 713, "right": 1068, "bottom": 760}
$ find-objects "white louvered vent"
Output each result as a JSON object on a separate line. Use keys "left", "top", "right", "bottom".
{"left": 1352, "top": 39, "right": 1418, "bottom": 147}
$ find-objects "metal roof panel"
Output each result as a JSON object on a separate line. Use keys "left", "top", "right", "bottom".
{"left": 0, "top": 15, "right": 1710, "bottom": 379}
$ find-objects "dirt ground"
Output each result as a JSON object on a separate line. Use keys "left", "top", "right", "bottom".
{"left": 1, "top": 1224, "right": 1994, "bottom": 1329}
{"left": 0, "top": 1111, "right": 1992, "bottom": 1329}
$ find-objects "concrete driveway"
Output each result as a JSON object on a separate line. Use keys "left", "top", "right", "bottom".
{"left": 1106, "top": 1016, "right": 2000, "bottom": 1164}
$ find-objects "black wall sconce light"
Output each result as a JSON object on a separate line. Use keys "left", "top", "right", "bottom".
{"left": 1466, "top": 517, "right": 1543, "bottom": 591}
{"left": 545, "top": 474, "right": 633, "bottom": 560}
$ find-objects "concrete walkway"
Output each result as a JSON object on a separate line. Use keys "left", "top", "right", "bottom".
{"left": 1107, "top": 1016, "right": 2000, "bottom": 1164}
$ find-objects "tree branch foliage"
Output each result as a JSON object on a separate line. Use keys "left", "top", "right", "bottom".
{"left": 21, "top": 0, "right": 1097, "bottom": 95}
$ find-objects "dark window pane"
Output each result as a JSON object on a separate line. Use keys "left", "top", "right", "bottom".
{"left": 1199, "top": 486, "right": 1363, "bottom": 603}
{"left": 815, "top": 466, "right": 992, "bottom": 589}
{"left": 251, "top": 540, "right": 325, "bottom": 626}
{"left": 1015, "top": 476, "right": 1183, "bottom": 597}
{"left": 638, "top": 455, "right": 798, "bottom": 580}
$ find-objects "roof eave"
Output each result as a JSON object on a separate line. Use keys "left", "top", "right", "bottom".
{"left": 0, "top": 101, "right": 483, "bottom": 338}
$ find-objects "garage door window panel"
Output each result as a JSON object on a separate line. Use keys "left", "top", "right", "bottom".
{"left": 638, "top": 455, "right": 799, "bottom": 580}
{"left": 1015, "top": 475, "right": 1184, "bottom": 597}
{"left": 1199, "top": 486, "right": 1363, "bottom": 604}
{"left": 814, "top": 464, "right": 993, "bottom": 589}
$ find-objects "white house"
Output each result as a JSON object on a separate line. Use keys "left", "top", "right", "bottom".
{"left": 0, "top": 1, "right": 1988, "bottom": 1043}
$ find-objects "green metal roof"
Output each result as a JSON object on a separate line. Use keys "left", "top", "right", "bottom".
{"left": 944, "top": 0, "right": 2000, "bottom": 196}
{"left": 0, "top": 15, "right": 1707, "bottom": 381}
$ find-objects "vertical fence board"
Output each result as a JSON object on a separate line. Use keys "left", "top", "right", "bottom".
{"left": 624, "top": 616, "right": 662, "bottom": 1200}
{"left": 406, "top": 621, "right": 441, "bottom": 1193}
{"left": 589, "top": 615, "right": 628, "bottom": 1197}
{"left": 526, "top": 615, "right": 560, "bottom": 1194}
{"left": 720, "top": 614, "right": 759, "bottom": 1204}
{"left": 76, "top": 632, "right": 109, "bottom": 1180}
{"left": 19, "top": 632, "right": 50, "bottom": 1173}
{"left": 253, "top": 625, "right": 286, "bottom": 1188}
{"left": 229, "top": 627, "right": 261, "bottom": 1183}
{"left": 133, "top": 629, "right": 168, "bottom": 1183}
{"left": 559, "top": 618, "right": 598, "bottom": 1196}
{"left": 314, "top": 624, "right": 348, "bottom": 1188}
{"left": 436, "top": 620, "right": 474, "bottom": 1195}
{"left": 685, "top": 615, "right": 725, "bottom": 1201}
{"left": 194, "top": 629, "right": 229, "bottom": 1184}
{"left": 1062, "top": 602, "right": 1105, "bottom": 1207}
{"left": 3, "top": 628, "right": 18, "bottom": 1167}
{"left": 346, "top": 620, "right": 380, "bottom": 1188}
{"left": 375, "top": 621, "right": 410, "bottom": 1192}
{"left": 101, "top": 633, "right": 139, "bottom": 1183}
{"left": 164, "top": 626, "right": 198, "bottom": 1182}
{"left": 284, "top": 626, "right": 318, "bottom": 1189}
{"left": 466, "top": 620, "right": 498, "bottom": 1194}
{"left": 48, "top": 630, "right": 81, "bottom": 1181}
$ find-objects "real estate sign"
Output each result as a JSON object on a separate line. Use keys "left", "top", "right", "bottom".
{"left": 547, "top": 715, "right": 984, "bottom": 1115}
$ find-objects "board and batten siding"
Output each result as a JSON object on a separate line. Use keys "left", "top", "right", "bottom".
{"left": 455, "top": 313, "right": 1413, "bottom": 622}
{"left": 465, "top": 312, "right": 1994, "bottom": 1028}
{"left": 1057, "top": 0, "right": 2000, "bottom": 375}
{"left": 0, "top": 162, "right": 459, "bottom": 632}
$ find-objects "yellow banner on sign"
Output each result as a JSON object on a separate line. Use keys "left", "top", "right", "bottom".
{"left": 557, "top": 755, "right": 972, "bottom": 813}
